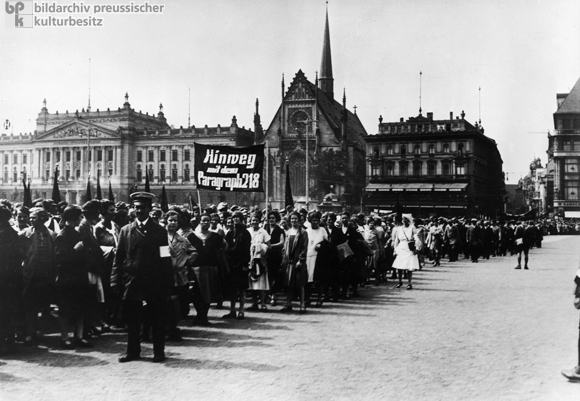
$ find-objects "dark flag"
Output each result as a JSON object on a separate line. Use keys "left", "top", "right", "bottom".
{"left": 51, "top": 167, "right": 61, "bottom": 203}
{"left": 285, "top": 160, "right": 294, "bottom": 208}
{"left": 96, "top": 170, "right": 102, "bottom": 200}
{"left": 26, "top": 179, "right": 32, "bottom": 208}
{"left": 144, "top": 169, "right": 151, "bottom": 192}
{"left": 84, "top": 179, "right": 92, "bottom": 203}
{"left": 22, "top": 177, "right": 31, "bottom": 208}
{"left": 108, "top": 180, "right": 114, "bottom": 202}
{"left": 160, "top": 185, "right": 168, "bottom": 213}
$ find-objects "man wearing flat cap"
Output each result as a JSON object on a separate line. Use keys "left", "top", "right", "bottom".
{"left": 111, "top": 192, "right": 173, "bottom": 363}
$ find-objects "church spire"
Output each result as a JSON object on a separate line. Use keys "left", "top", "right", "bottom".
{"left": 318, "top": 2, "right": 334, "bottom": 100}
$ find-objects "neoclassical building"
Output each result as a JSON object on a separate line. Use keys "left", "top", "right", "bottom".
{"left": 260, "top": 8, "right": 367, "bottom": 210}
{"left": 0, "top": 94, "right": 261, "bottom": 206}
{"left": 364, "top": 110, "right": 505, "bottom": 217}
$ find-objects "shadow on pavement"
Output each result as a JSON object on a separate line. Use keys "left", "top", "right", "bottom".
{"left": 164, "top": 357, "right": 281, "bottom": 371}
{"left": 0, "top": 345, "right": 109, "bottom": 367}
{"left": 0, "top": 371, "right": 30, "bottom": 383}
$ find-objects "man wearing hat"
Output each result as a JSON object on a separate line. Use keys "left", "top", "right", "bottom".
{"left": 111, "top": 192, "right": 173, "bottom": 363}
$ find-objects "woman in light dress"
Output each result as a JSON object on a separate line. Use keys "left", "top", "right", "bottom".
{"left": 305, "top": 211, "right": 328, "bottom": 306}
{"left": 247, "top": 213, "right": 271, "bottom": 311}
{"left": 392, "top": 213, "right": 422, "bottom": 290}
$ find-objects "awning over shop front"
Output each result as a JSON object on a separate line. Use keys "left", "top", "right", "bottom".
{"left": 365, "top": 183, "right": 468, "bottom": 192}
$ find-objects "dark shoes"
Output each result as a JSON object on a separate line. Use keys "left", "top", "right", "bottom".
{"left": 395, "top": 283, "right": 402, "bottom": 288}
{"left": 119, "top": 354, "right": 141, "bottom": 363}
{"left": 60, "top": 339, "right": 75, "bottom": 350}
{"left": 152, "top": 354, "right": 166, "bottom": 363}
{"left": 515, "top": 265, "right": 521, "bottom": 269}
{"left": 524, "top": 266, "right": 529, "bottom": 270}
{"left": 222, "top": 312, "right": 237, "bottom": 319}
{"left": 406, "top": 284, "right": 413, "bottom": 290}
{"left": 236, "top": 312, "right": 245, "bottom": 320}
{"left": 279, "top": 305, "right": 293, "bottom": 313}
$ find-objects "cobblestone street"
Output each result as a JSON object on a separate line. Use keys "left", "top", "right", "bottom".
{"left": 2, "top": 235, "right": 580, "bottom": 401}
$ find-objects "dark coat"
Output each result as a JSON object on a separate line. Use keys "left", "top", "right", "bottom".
{"left": 19, "top": 226, "right": 57, "bottom": 292}
{"left": 225, "top": 224, "right": 251, "bottom": 290}
{"left": 111, "top": 219, "right": 173, "bottom": 301}
{"left": 55, "top": 226, "right": 88, "bottom": 289}
{"left": 78, "top": 219, "right": 105, "bottom": 275}
{"left": 0, "top": 221, "right": 23, "bottom": 286}
{"left": 282, "top": 226, "right": 308, "bottom": 288}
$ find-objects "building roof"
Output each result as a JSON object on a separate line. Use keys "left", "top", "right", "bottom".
{"left": 555, "top": 76, "right": 580, "bottom": 114}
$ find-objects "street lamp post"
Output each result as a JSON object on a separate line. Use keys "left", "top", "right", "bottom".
{"left": 298, "top": 118, "right": 318, "bottom": 210}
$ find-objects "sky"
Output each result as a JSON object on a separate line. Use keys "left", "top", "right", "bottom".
{"left": 1, "top": 0, "right": 579, "bottom": 184}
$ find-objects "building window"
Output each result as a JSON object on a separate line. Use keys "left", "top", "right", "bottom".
{"left": 13, "top": 154, "right": 18, "bottom": 164}
{"left": 429, "top": 144, "right": 435, "bottom": 154}
{"left": 76, "top": 151, "right": 81, "bottom": 161}
{"left": 45, "top": 152, "right": 50, "bottom": 162}
{"left": 442, "top": 162, "right": 450, "bottom": 175}
{"left": 56, "top": 151, "right": 61, "bottom": 162}
{"left": 4, "top": 154, "right": 9, "bottom": 164}
{"left": 443, "top": 143, "right": 449, "bottom": 153}
{"left": 66, "top": 170, "right": 71, "bottom": 180}
{"left": 137, "top": 165, "right": 142, "bottom": 181}
{"left": 23, "top": 154, "right": 28, "bottom": 164}
{"left": 184, "top": 149, "right": 191, "bottom": 161}
{"left": 160, "top": 164, "right": 166, "bottom": 182}
{"left": 172, "top": 150, "right": 178, "bottom": 161}
{"left": 108, "top": 150, "right": 114, "bottom": 161}
{"left": 399, "top": 161, "right": 408, "bottom": 176}
{"left": 414, "top": 144, "right": 420, "bottom": 155}
{"left": 563, "top": 140, "right": 572, "bottom": 151}
{"left": 45, "top": 169, "right": 49, "bottom": 181}
{"left": 148, "top": 150, "right": 154, "bottom": 162}
{"left": 4, "top": 167, "right": 8, "bottom": 182}
{"left": 97, "top": 150, "right": 103, "bottom": 162}
{"left": 137, "top": 151, "right": 143, "bottom": 162}
{"left": 160, "top": 150, "right": 166, "bottom": 162}
{"left": 386, "top": 163, "right": 394, "bottom": 176}
{"left": 66, "top": 151, "right": 71, "bottom": 162}
{"left": 184, "top": 164, "right": 190, "bottom": 181}
{"left": 456, "top": 164, "right": 466, "bottom": 175}
{"left": 371, "top": 164, "right": 381, "bottom": 177}
{"left": 428, "top": 162, "right": 436, "bottom": 176}
{"left": 373, "top": 146, "right": 380, "bottom": 158}
{"left": 76, "top": 170, "right": 81, "bottom": 179}
{"left": 565, "top": 181, "right": 579, "bottom": 200}
{"left": 148, "top": 165, "right": 154, "bottom": 180}
{"left": 89, "top": 151, "right": 92, "bottom": 162}
{"left": 400, "top": 145, "right": 407, "bottom": 156}
{"left": 413, "top": 161, "right": 422, "bottom": 175}
{"left": 458, "top": 143, "right": 464, "bottom": 155}
{"left": 172, "top": 164, "right": 178, "bottom": 181}
{"left": 13, "top": 167, "right": 17, "bottom": 182}
{"left": 387, "top": 146, "right": 393, "bottom": 155}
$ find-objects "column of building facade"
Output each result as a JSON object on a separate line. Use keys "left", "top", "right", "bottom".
{"left": 154, "top": 146, "right": 160, "bottom": 184}
{"left": 115, "top": 145, "right": 121, "bottom": 182}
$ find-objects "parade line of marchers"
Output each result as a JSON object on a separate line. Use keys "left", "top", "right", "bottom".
{"left": 197, "top": 172, "right": 261, "bottom": 191}
{"left": 33, "top": 16, "right": 103, "bottom": 26}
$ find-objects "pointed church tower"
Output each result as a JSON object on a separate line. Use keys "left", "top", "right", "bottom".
{"left": 318, "top": 4, "right": 334, "bottom": 100}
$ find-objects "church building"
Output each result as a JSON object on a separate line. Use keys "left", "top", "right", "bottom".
{"left": 260, "top": 7, "right": 367, "bottom": 211}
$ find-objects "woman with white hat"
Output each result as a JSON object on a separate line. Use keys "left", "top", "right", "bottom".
{"left": 392, "top": 213, "right": 421, "bottom": 289}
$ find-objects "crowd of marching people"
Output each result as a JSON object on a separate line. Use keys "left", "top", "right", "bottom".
{"left": 0, "top": 193, "right": 559, "bottom": 359}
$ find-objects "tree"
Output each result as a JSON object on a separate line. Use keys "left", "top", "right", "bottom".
{"left": 310, "top": 149, "right": 353, "bottom": 199}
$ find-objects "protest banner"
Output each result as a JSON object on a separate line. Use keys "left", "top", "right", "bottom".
{"left": 194, "top": 143, "right": 265, "bottom": 192}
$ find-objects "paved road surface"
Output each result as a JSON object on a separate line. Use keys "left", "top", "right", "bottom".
{"left": 1, "top": 235, "right": 580, "bottom": 401}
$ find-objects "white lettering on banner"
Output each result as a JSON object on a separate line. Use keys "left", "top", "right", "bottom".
{"left": 202, "top": 149, "right": 256, "bottom": 169}
{"left": 197, "top": 171, "right": 261, "bottom": 191}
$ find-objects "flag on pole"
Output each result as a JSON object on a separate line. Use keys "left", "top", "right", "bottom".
{"left": 285, "top": 160, "right": 294, "bottom": 208}
{"left": 84, "top": 179, "right": 92, "bottom": 203}
{"left": 160, "top": 185, "right": 168, "bottom": 213}
{"left": 96, "top": 170, "right": 102, "bottom": 200}
{"left": 108, "top": 179, "right": 114, "bottom": 202}
{"left": 51, "top": 167, "right": 61, "bottom": 203}
{"left": 144, "top": 169, "right": 151, "bottom": 192}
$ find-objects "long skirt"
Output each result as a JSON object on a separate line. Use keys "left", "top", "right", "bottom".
{"left": 284, "top": 262, "right": 307, "bottom": 289}
{"left": 192, "top": 265, "right": 223, "bottom": 304}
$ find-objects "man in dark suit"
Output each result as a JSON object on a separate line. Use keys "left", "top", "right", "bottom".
{"left": 111, "top": 192, "right": 173, "bottom": 363}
